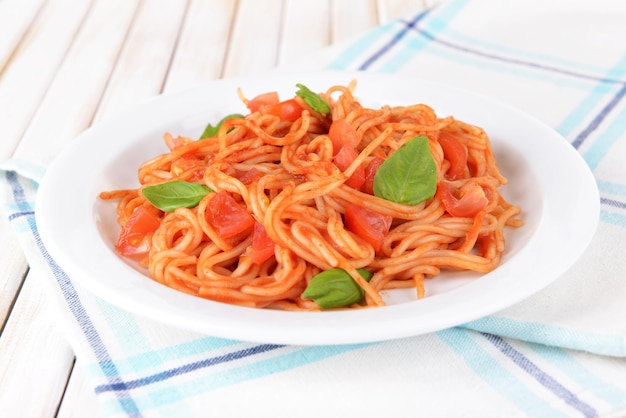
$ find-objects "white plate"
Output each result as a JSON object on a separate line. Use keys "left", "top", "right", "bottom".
{"left": 36, "top": 71, "right": 599, "bottom": 345}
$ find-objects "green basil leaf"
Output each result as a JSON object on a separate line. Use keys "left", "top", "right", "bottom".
{"left": 142, "top": 180, "right": 212, "bottom": 212}
{"left": 295, "top": 83, "right": 330, "bottom": 115}
{"left": 199, "top": 113, "right": 245, "bottom": 139}
{"left": 373, "top": 135, "right": 437, "bottom": 205}
{"left": 301, "top": 268, "right": 373, "bottom": 309}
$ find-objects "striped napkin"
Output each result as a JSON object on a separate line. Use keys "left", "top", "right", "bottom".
{"left": 2, "top": 0, "right": 626, "bottom": 416}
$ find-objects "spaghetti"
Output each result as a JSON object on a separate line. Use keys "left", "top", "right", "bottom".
{"left": 100, "top": 81, "right": 522, "bottom": 310}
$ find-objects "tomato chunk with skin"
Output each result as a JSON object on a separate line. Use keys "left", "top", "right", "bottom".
{"left": 116, "top": 206, "right": 160, "bottom": 258}
{"left": 247, "top": 92, "right": 279, "bottom": 112}
{"left": 206, "top": 191, "right": 255, "bottom": 238}
{"left": 438, "top": 132, "right": 468, "bottom": 180}
{"left": 171, "top": 154, "right": 203, "bottom": 177}
{"left": 438, "top": 181, "right": 488, "bottom": 217}
{"left": 361, "top": 156, "right": 384, "bottom": 195}
{"left": 247, "top": 222, "right": 275, "bottom": 264}
{"left": 344, "top": 203, "right": 392, "bottom": 253}
{"left": 261, "top": 99, "right": 303, "bottom": 122}
{"left": 334, "top": 145, "right": 365, "bottom": 189}
{"left": 329, "top": 119, "right": 359, "bottom": 155}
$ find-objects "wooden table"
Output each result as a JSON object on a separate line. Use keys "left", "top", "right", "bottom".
{"left": 0, "top": 0, "right": 437, "bottom": 415}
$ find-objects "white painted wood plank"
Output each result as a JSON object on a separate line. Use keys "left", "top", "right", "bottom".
{"left": 56, "top": 360, "right": 105, "bottom": 418}
{"left": 93, "top": 0, "right": 188, "bottom": 123}
{"left": 0, "top": 0, "right": 46, "bottom": 73}
{"left": 164, "top": 0, "right": 237, "bottom": 92}
{"left": 0, "top": 0, "right": 93, "bottom": 161}
{"left": 331, "top": 0, "right": 379, "bottom": 43}
{"left": 278, "top": 0, "right": 331, "bottom": 66}
{"left": 221, "top": 0, "right": 284, "bottom": 77}
{"left": 0, "top": 216, "right": 28, "bottom": 328}
{"left": 0, "top": 268, "right": 74, "bottom": 417}
{"left": 12, "top": 0, "right": 140, "bottom": 166}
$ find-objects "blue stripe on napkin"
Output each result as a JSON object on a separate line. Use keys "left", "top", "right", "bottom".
{"left": 3, "top": 171, "right": 143, "bottom": 416}
{"left": 99, "top": 343, "right": 372, "bottom": 413}
{"left": 415, "top": 31, "right": 621, "bottom": 86}
{"left": 483, "top": 334, "right": 597, "bottom": 418}
{"left": 582, "top": 101, "right": 626, "bottom": 170}
{"left": 527, "top": 344, "right": 626, "bottom": 406}
{"left": 437, "top": 328, "right": 570, "bottom": 417}
{"left": 356, "top": 10, "right": 430, "bottom": 71}
{"left": 94, "top": 343, "right": 285, "bottom": 394}
{"left": 360, "top": 0, "right": 470, "bottom": 73}
{"left": 557, "top": 48, "right": 626, "bottom": 142}
{"left": 325, "top": 22, "right": 397, "bottom": 70}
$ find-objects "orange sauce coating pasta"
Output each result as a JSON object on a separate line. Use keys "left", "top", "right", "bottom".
{"left": 100, "top": 82, "right": 522, "bottom": 310}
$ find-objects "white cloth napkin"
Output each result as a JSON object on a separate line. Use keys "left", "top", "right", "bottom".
{"left": 2, "top": 0, "right": 626, "bottom": 417}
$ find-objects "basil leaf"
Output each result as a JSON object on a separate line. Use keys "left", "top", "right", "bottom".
{"left": 301, "top": 268, "right": 373, "bottom": 309}
{"left": 199, "top": 113, "right": 244, "bottom": 139}
{"left": 373, "top": 135, "right": 437, "bottom": 205}
{"left": 295, "top": 83, "right": 330, "bottom": 115}
{"left": 142, "top": 180, "right": 212, "bottom": 212}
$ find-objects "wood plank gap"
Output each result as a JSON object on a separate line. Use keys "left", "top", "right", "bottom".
{"left": 163, "top": 0, "right": 240, "bottom": 91}
{"left": 219, "top": 0, "right": 241, "bottom": 78}
{"left": 375, "top": 0, "right": 382, "bottom": 26}
{"left": 0, "top": 0, "right": 47, "bottom": 77}
{"left": 327, "top": 0, "right": 333, "bottom": 50}
{"left": 157, "top": 0, "right": 192, "bottom": 95}
{"left": 0, "top": 214, "right": 29, "bottom": 333}
{"left": 0, "top": 268, "right": 75, "bottom": 416}
{"left": 0, "top": 267, "right": 29, "bottom": 338}
{"left": 275, "top": 0, "right": 288, "bottom": 68}
{"left": 12, "top": 0, "right": 145, "bottom": 165}
{"left": 329, "top": 0, "right": 336, "bottom": 44}
{"left": 91, "top": 0, "right": 190, "bottom": 122}
{"left": 56, "top": 358, "right": 106, "bottom": 418}
{"left": 84, "top": 0, "right": 144, "bottom": 128}
{"left": 53, "top": 356, "right": 77, "bottom": 417}
{"left": 0, "top": 0, "right": 98, "bottom": 160}
{"left": 330, "top": 0, "right": 379, "bottom": 43}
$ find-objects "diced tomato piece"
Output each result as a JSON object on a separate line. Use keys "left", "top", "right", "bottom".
{"left": 344, "top": 203, "right": 392, "bottom": 253}
{"left": 247, "top": 92, "right": 280, "bottom": 112}
{"left": 171, "top": 154, "right": 203, "bottom": 177}
{"left": 116, "top": 206, "right": 160, "bottom": 258}
{"left": 438, "top": 181, "right": 488, "bottom": 218}
{"left": 361, "top": 157, "right": 384, "bottom": 195}
{"left": 205, "top": 191, "right": 254, "bottom": 238}
{"left": 247, "top": 222, "right": 275, "bottom": 264}
{"left": 247, "top": 90, "right": 303, "bottom": 122}
{"left": 328, "top": 119, "right": 359, "bottom": 155}
{"left": 260, "top": 99, "right": 303, "bottom": 122}
{"left": 438, "top": 132, "right": 468, "bottom": 180}
{"left": 334, "top": 145, "right": 365, "bottom": 189}
{"left": 476, "top": 233, "right": 495, "bottom": 258}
